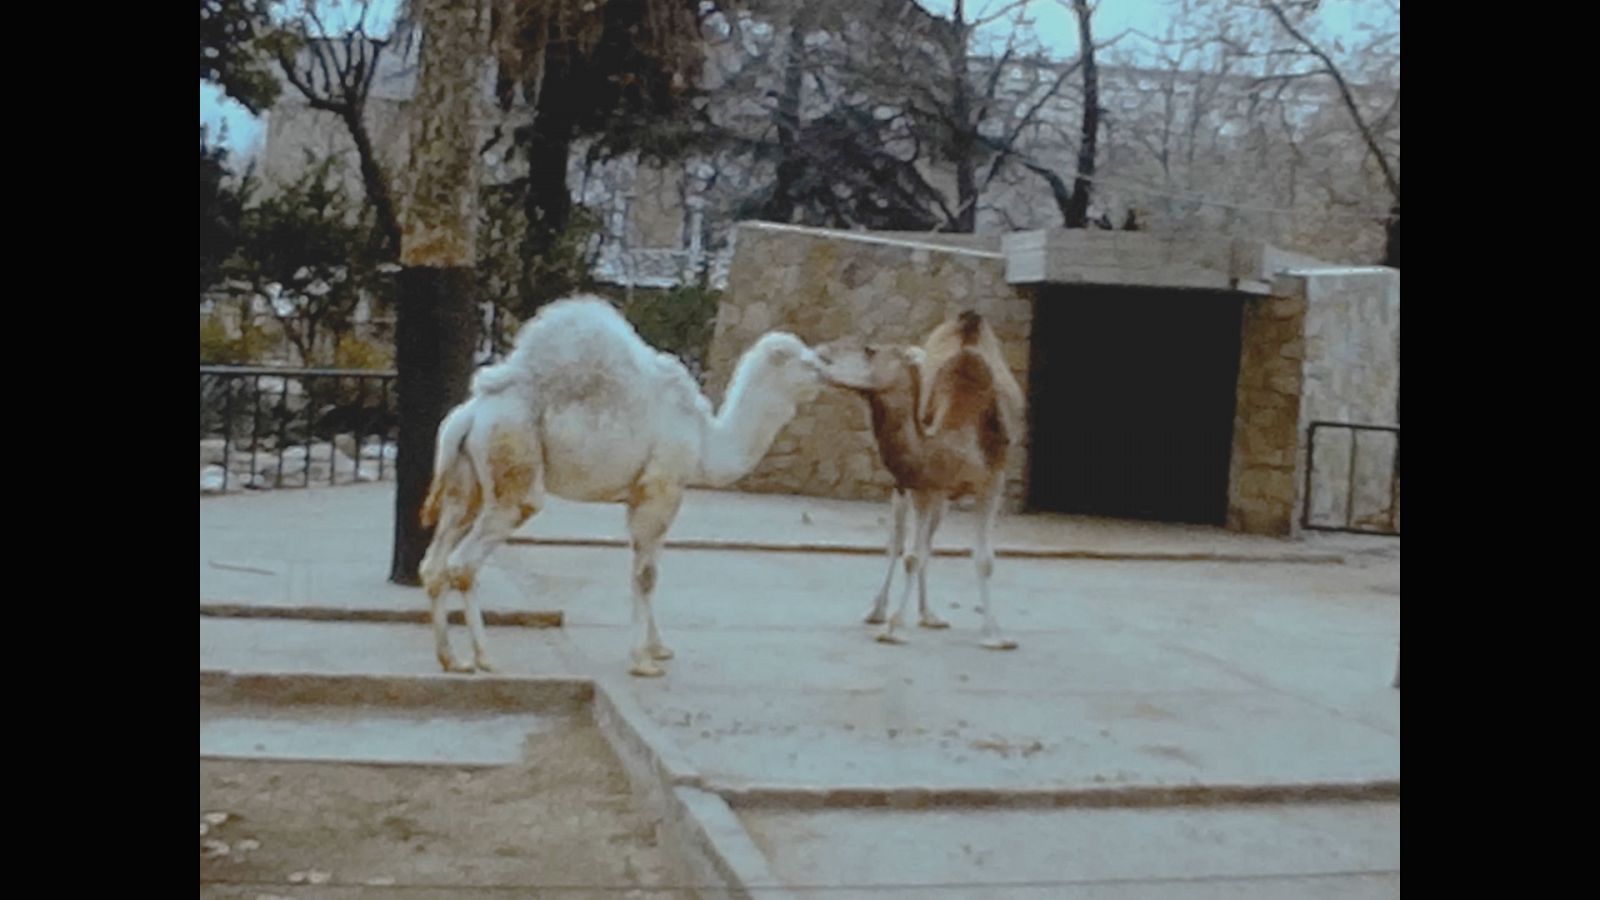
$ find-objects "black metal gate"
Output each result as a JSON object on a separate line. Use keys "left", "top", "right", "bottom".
{"left": 1301, "top": 422, "right": 1401, "bottom": 536}
{"left": 1026, "top": 286, "right": 1245, "bottom": 526}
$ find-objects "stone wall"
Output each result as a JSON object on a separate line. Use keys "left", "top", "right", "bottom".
{"left": 1295, "top": 269, "right": 1402, "bottom": 531}
{"left": 697, "top": 223, "right": 1400, "bottom": 537}
{"left": 703, "top": 223, "right": 1034, "bottom": 510}
{"left": 1225, "top": 267, "right": 1400, "bottom": 535}
{"left": 1226, "top": 292, "right": 1309, "bottom": 535}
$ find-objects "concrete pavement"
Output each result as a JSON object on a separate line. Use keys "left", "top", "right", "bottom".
{"left": 199, "top": 483, "right": 1400, "bottom": 897}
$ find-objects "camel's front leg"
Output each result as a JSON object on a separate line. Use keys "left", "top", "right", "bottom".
{"left": 974, "top": 483, "right": 1016, "bottom": 650}
{"left": 878, "top": 492, "right": 937, "bottom": 645}
{"left": 917, "top": 495, "right": 949, "bottom": 629}
{"left": 627, "top": 481, "right": 683, "bottom": 677}
{"left": 868, "top": 490, "right": 908, "bottom": 624}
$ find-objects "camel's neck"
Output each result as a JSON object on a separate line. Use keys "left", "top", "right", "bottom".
{"left": 866, "top": 367, "right": 928, "bottom": 483}
{"left": 697, "top": 362, "right": 796, "bottom": 487}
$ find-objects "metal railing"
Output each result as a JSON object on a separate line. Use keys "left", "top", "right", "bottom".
{"left": 200, "top": 366, "right": 398, "bottom": 494}
{"left": 1301, "top": 421, "right": 1400, "bottom": 536}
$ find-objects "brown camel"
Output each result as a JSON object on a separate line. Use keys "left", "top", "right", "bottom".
{"left": 815, "top": 311, "right": 1025, "bottom": 648}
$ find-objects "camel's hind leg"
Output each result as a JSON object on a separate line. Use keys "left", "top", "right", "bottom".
{"left": 420, "top": 472, "right": 479, "bottom": 673}
{"left": 917, "top": 495, "right": 949, "bottom": 629}
{"left": 867, "top": 490, "right": 908, "bottom": 624}
{"left": 626, "top": 476, "right": 684, "bottom": 677}
{"left": 445, "top": 418, "right": 544, "bottom": 673}
{"left": 974, "top": 481, "right": 1016, "bottom": 650}
{"left": 878, "top": 492, "right": 938, "bottom": 645}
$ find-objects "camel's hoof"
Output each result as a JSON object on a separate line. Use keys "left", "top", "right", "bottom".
{"left": 864, "top": 611, "right": 887, "bottom": 625}
{"left": 876, "top": 631, "right": 907, "bottom": 645}
{"left": 980, "top": 638, "right": 1019, "bottom": 651}
{"left": 440, "top": 658, "right": 476, "bottom": 673}
{"left": 649, "top": 645, "right": 675, "bottom": 661}
{"left": 919, "top": 616, "right": 950, "bottom": 630}
{"left": 474, "top": 657, "right": 499, "bottom": 673}
{"left": 629, "top": 661, "right": 667, "bottom": 678}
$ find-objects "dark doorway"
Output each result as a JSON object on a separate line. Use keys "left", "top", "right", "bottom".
{"left": 1027, "top": 286, "right": 1245, "bottom": 525}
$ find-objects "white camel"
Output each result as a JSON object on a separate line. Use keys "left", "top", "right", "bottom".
{"left": 417, "top": 295, "right": 822, "bottom": 677}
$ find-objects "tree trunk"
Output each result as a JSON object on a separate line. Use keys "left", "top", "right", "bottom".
{"left": 389, "top": 268, "right": 478, "bottom": 584}
{"left": 1384, "top": 204, "right": 1399, "bottom": 269}
{"left": 761, "top": 18, "right": 807, "bottom": 224}
{"left": 1065, "top": 0, "right": 1098, "bottom": 229}
{"left": 947, "top": 2, "right": 977, "bottom": 232}
{"left": 389, "top": 0, "right": 488, "bottom": 585}
{"left": 517, "top": 118, "right": 576, "bottom": 311}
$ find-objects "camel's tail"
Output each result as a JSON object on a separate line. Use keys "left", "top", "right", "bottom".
{"left": 471, "top": 362, "right": 522, "bottom": 396}
{"left": 420, "top": 400, "right": 475, "bottom": 527}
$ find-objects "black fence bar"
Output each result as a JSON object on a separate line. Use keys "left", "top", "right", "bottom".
{"left": 200, "top": 366, "right": 399, "bottom": 495}
{"left": 1302, "top": 421, "right": 1401, "bottom": 537}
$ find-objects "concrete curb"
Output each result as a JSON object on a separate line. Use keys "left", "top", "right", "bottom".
{"left": 198, "top": 669, "right": 592, "bottom": 711}
{"left": 591, "top": 680, "right": 785, "bottom": 899}
{"left": 591, "top": 678, "right": 707, "bottom": 791}
{"left": 198, "top": 602, "right": 565, "bottom": 628}
{"left": 718, "top": 780, "right": 1400, "bottom": 810}
{"left": 506, "top": 535, "right": 1345, "bottom": 565}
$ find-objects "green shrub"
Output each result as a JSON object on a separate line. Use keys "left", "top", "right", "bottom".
{"left": 333, "top": 335, "right": 394, "bottom": 371}
{"left": 200, "top": 314, "right": 276, "bottom": 364}
{"left": 621, "top": 284, "right": 722, "bottom": 376}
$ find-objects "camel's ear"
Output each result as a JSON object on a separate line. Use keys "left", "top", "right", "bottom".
{"left": 767, "top": 343, "right": 795, "bottom": 366}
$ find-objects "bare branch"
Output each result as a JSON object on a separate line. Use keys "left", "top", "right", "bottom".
{"left": 1251, "top": 68, "right": 1327, "bottom": 86}
{"left": 1261, "top": 0, "right": 1399, "bottom": 201}
{"left": 979, "top": 55, "right": 1084, "bottom": 190}
{"left": 972, "top": 0, "right": 1034, "bottom": 29}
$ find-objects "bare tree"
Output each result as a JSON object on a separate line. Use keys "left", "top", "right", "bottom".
{"left": 1258, "top": 0, "right": 1398, "bottom": 266}
{"left": 483, "top": 0, "right": 714, "bottom": 311}
{"left": 1061, "top": 0, "right": 1099, "bottom": 227}
{"left": 988, "top": 0, "right": 1128, "bottom": 229}
{"left": 268, "top": 0, "right": 403, "bottom": 257}
{"left": 709, "top": 0, "right": 1101, "bottom": 233}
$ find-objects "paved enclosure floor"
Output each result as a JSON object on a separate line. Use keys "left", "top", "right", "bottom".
{"left": 741, "top": 804, "right": 1399, "bottom": 899}
{"left": 200, "top": 484, "right": 1400, "bottom": 896}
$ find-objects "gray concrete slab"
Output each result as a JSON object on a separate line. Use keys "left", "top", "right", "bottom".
{"left": 200, "top": 705, "right": 560, "bottom": 767}
{"left": 199, "top": 485, "right": 1399, "bottom": 891}
{"left": 201, "top": 485, "right": 1399, "bottom": 795}
{"left": 740, "top": 803, "right": 1399, "bottom": 899}
{"left": 199, "top": 618, "right": 580, "bottom": 676}
{"left": 198, "top": 671, "right": 595, "bottom": 767}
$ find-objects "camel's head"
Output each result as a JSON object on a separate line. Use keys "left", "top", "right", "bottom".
{"left": 747, "top": 331, "right": 824, "bottom": 402}
{"left": 813, "top": 340, "right": 923, "bottom": 394}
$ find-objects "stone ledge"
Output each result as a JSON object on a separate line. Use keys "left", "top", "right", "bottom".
{"left": 198, "top": 602, "right": 565, "bottom": 629}
{"left": 718, "top": 780, "right": 1400, "bottom": 811}
{"left": 736, "top": 220, "right": 1005, "bottom": 260}
{"left": 198, "top": 668, "right": 593, "bottom": 711}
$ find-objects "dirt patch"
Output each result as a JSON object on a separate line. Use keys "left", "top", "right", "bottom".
{"left": 199, "top": 720, "right": 685, "bottom": 899}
